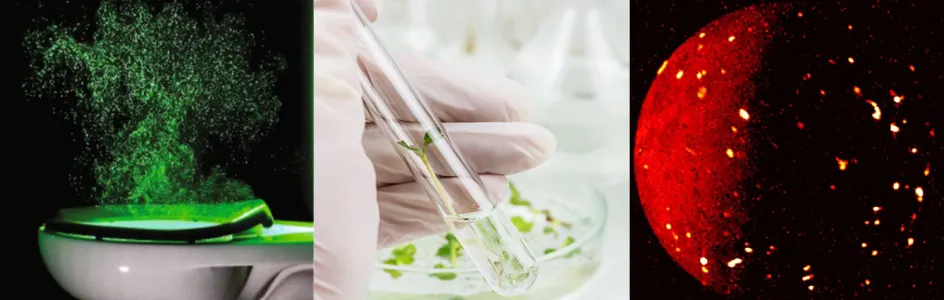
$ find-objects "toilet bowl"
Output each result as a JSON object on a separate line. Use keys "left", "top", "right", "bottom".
{"left": 39, "top": 200, "right": 313, "bottom": 300}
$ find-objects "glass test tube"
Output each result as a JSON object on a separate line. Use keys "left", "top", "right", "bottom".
{"left": 349, "top": 1, "right": 539, "bottom": 296}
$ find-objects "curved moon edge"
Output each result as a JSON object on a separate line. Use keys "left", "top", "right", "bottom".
{"left": 634, "top": 3, "right": 797, "bottom": 295}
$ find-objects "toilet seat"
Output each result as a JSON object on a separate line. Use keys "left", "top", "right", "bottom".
{"left": 43, "top": 200, "right": 276, "bottom": 244}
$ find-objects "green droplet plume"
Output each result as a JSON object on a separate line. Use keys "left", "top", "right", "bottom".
{"left": 24, "top": 0, "right": 284, "bottom": 213}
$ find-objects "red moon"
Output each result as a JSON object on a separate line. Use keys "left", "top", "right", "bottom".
{"left": 634, "top": 5, "right": 790, "bottom": 294}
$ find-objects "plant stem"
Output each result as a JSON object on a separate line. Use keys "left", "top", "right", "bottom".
{"left": 421, "top": 146, "right": 460, "bottom": 218}
{"left": 419, "top": 145, "right": 462, "bottom": 247}
{"left": 412, "top": 139, "right": 502, "bottom": 269}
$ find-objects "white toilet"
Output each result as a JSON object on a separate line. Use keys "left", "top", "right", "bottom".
{"left": 39, "top": 200, "right": 313, "bottom": 300}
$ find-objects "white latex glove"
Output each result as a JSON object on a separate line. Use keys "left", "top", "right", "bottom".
{"left": 313, "top": 0, "right": 379, "bottom": 299}
{"left": 313, "top": 0, "right": 555, "bottom": 299}
{"left": 361, "top": 54, "right": 557, "bottom": 247}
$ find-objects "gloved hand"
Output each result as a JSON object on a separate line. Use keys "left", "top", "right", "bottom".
{"left": 361, "top": 54, "right": 557, "bottom": 248}
{"left": 313, "top": 0, "right": 555, "bottom": 299}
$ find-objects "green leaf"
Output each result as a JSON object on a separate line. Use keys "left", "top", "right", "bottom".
{"left": 438, "top": 233, "right": 463, "bottom": 262}
{"left": 430, "top": 264, "right": 458, "bottom": 280}
{"left": 563, "top": 236, "right": 575, "bottom": 247}
{"left": 392, "top": 244, "right": 417, "bottom": 265}
{"left": 543, "top": 226, "right": 557, "bottom": 236}
{"left": 423, "top": 130, "right": 439, "bottom": 146}
{"left": 396, "top": 254, "right": 414, "bottom": 265}
{"left": 397, "top": 140, "right": 419, "bottom": 152}
{"left": 383, "top": 268, "right": 403, "bottom": 279}
{"left": 392, "top": 243, "right": 417, "bottom": 256}
{"left": 382, "top": 259, "right": 402, "bottom": 279}
{"left": 544, "top": 248, "right": 556, "bottom": 254}
{"left": 430, "top": 272, "right": 458, "bottom": 280}
{"left": 562, "top": 236, "right": 580, "bottom": 258}
{"left": 436, "top": 244, "right": 452, "bottom": 258}
{"left": 510, "top": 216, "right": 534, "bottom": 232}
{"left": 508, "top": 183, "right": 532, "bottom": 207}
{"left": 444, "top": 233, "right": 458, "bottom": 243}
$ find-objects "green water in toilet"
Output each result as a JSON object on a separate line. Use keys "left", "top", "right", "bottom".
{"left": 24, "top": 0, "right": 284, "bottom": 218}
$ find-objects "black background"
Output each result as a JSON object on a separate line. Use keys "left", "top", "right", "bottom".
{"left": 10, "top": 0, "right": 311, "bottom": 298}
{"left": 632, "top": 1, "right": 942, "bottom": 299}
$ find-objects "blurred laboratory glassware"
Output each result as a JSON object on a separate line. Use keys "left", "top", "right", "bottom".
{"left": 445, "top": 0, "right": 518, "bottom": 76}
{"left": 509, "top": 0, "right": 630, "bottom": 185}
{"left": 502, "top": 0, "right": 557, "bottom": 51}
{"left": 543, "top": 114, "right": 631, "bottom": 187}
{"left": 604, "top": 0, "right": 629, "bottom": 65}
{"left": 371, "top": 0, "right": 466, "bottom": 61}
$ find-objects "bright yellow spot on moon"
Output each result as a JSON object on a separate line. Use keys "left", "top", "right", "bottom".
{"left": 739, "top": 109, "right": 750, "bottom": 120}
{"left": 657, "top": 61, "right": 668, "bottom": 75}
{"left": 700, "top": 257, "right": 708, "bottom": 265}
{"left": 676, "top": 70, "right": 684, "bottom": 79}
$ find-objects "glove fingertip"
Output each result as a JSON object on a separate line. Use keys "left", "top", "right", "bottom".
{"left": 353, "top": 0, "right": 379, "bottom": 22}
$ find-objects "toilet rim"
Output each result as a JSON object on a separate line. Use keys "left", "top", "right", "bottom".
{"left": 42, "top": 200, "right": 277, "bottom": 244}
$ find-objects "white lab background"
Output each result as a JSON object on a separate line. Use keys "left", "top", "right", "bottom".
{"left": 371, "top": 0, "right": 630, "bottom": 299}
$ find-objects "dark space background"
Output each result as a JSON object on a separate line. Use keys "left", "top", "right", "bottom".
{"left": 9, "top": 0, "right": 311, "bottom": 298}
{"left": 632, "top": 1, "right": 942, "bottom": 299}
